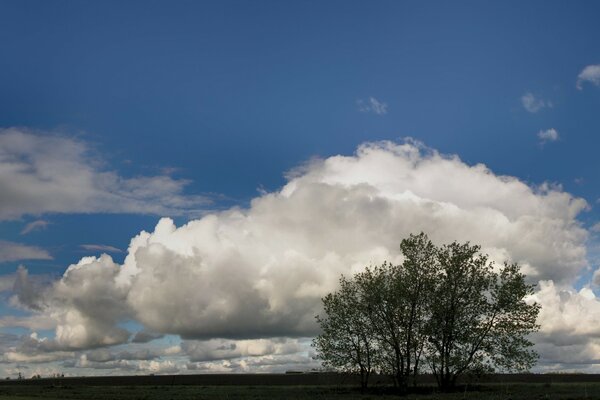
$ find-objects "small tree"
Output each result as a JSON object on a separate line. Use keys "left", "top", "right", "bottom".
{"left": 312, "top": 275, "right": 378, "bottom": 390}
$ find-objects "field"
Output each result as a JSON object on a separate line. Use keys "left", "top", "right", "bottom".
{"left": 1, "top": 374, "right": 600, "bottom": 399}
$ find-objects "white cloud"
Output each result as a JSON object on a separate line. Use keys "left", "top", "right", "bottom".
{"left": 80, "top": 244, "right": 122, "bottom": 253}
{"left": 528, "top": 281, "right": 600, "bottom": 370}
{"left": 0, "top": 315, "right": 56, "bottom": 331}
{"left": 3, "top": 350, "right": 74, "bottom": 364}
{"left": 181, "top": 338, "right": 304, "bottom": 362}
{"left": 577, "top": 64, "right": 600, "bottom": 90}
{"left": 11, "top": 256, "right": 131, "bottom": 350}
{"left": 20, "top": 220, "right": 49, "bottom": 235}
{"left": 66, "top": 355, "right": 180, "bottom": 374}
{"left": 0, "top": 128, "right": 209, "bottom": 220}
{"left": 84, "top": 346, "right": 178, "bottom": 363}
{"left": 9, "top": 140, "right": 590, "bottom": 371}
{"left": 521, "top": 92, "right": 551, "bottom": 113}
{"left": 357, "top": 97, "right": 388, "bottom": 115}
{"left": 538, "top": 128, "right": 559, "bottom": 144}
{"left": 182, "top": 338, "right": 317, "bottom": 373}
{"left": 186, "top": 352, "right": 319, "bottom": 373}
{"left": 0, "top": 332, "right": 75, "bottom": 364}
{"left": 0, "top": 241, "right": 51, "bottom": 263}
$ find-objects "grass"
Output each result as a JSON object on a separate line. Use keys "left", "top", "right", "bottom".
{"left": 0, "top": 382, "right": 599, "bottom": 400}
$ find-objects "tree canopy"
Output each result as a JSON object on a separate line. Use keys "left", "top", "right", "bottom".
{"left": 313, "top": 233, "right": 540, "bottom": 392}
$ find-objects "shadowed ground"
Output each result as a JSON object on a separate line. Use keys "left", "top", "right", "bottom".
{"left": 0, "top": 383, "right": 600, "bottom": 400}
{"left": 1, "top": 374, "right": 600, "bottom": 399}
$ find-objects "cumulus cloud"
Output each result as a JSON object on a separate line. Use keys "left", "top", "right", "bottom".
{"left": 182, "top": 338, "right": 317, "bottom": 373}
{"left": 538, "top": 128, "right": 559, "bottom": 144}
{"left": 84, "top": 345, "right": 179, "bottom": 363}
{"left": 521, "top": 92, "right": 551, "bottom": 113}
{"left": 181, "top": 338, "right": 304, "bottom": 362}
{"left": 66, "top": 356, "right": 179, "bottom": 374}
{"left": 12, "top": 256, "right": 131, "bottom": 350}
{"left": 0, "top": 241, "right": 51, "bottom": 263}
{"left": 11, "top": 265, "right": 49, "bottom": 311}
{"left": 7, "top": 140, "right": 592, "bottom": 369}
{"left": 577, "top": 64, "right": 600, "bottom": 90}
{"left": 20, "top": 220, "right": 49, "bottom": 235}
{"left": 0, "top": 128, "right": 209, "bottom": 220}
{"left": 186, "top": 353, "right": 318, "bottom": 373}
{"left": 0, "top": 333, "right": 75, "bottom": 364}
{"left": 357, "top": 97, "right": 388, "bottom": 115}
{"left": 530, "top": 281, "right": 600, "bottom": 369}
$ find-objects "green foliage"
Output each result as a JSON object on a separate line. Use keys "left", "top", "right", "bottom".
{"left": 313, "top": 233, "right": 540, "bottom": 391}
{"left": 313, "top": 276, "right": 378, "bottom": 390}
{"left": 352, "top": 233, "right": 437, "bottom": 391}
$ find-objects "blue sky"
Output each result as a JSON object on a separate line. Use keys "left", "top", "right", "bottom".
{"left": 2, "top": 0, "right": 600, "bottom": 270}
{"left": 1, "top": 0, "right": 600, "bottom": 376}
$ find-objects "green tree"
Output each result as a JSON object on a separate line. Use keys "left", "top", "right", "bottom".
{"left": 314, "top": 234, "right": 540, "bottom": 393}
{"left": 398, "top": 233, "right": 438, "bottom": 387}
{"left": 426, "top": 241, "right": 540, "bottom": 391}
{"left": 354, "top": 233, "right": 436, "bottom": 392}
{"left": 312, "top": 275, "right": 378, "bottom": 391}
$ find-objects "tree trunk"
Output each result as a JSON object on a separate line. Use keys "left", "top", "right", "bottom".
{"left": 439, "top": 372, "right": 457, "bottom": 392}
{"left": 360, "top": 370, "right": 366, "bottom": 393}
{"left": 395, "top": 374, "right": 408, "bottom": 394}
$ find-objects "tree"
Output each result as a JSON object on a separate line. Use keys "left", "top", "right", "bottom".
{"left": 354, "top": 263, "right": 405, "bottom": 388}
{"left": 313, "top": 233, "right": 540, "bottom": 393}
{"left": 397, "top": 233, "right": 439, "bottom": 387}
{"left": 425, "top": 241, "right": 540, "bottom": 391}
{"left": 354, "top": 233, "right": 437, "bottom": 392}
{"left": 312, "top": 275, "right": 378, "bottom": 391}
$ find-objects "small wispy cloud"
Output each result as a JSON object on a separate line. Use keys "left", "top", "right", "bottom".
{"left": 577, "top": 64, "right": 600, "bottom": 90}
{"left": 0, "top": 241, "right": 52, "bottom": 263}
{"left": 521, "top": 92, "right": 551, "bottom": 113}
{"left": 357, "top": 97, "right": 388, "bottom": 115}
{"left": 20, "top": 220, "right": 50, "bottom": 235}
{"left": 80, "top": 244, "right": 122, "bottom": 253}
{"left": 538, "top": 128, "right": 559, "bottom": 144}
{"left": 591, "top": 222, "right": 600, "bottom": 233}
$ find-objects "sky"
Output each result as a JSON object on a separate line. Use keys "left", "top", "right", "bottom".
{"left": 1, "top": 0, "right": 600, "bottom": 377}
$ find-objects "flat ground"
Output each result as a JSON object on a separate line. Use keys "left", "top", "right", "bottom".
{"left": 0, "top": 383, "right": 599, "bottom": 400}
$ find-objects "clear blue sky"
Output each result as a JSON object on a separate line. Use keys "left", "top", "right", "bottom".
{"left": 1, "top": 0, "right": 600, "bottom": 375}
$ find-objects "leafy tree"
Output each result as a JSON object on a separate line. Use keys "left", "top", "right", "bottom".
{"left": 314, "top": 234, "right": 540, "bottom": 393}
{"left": 354, "top": 233, "right": 437, "bottom": 392}
{"left": 397, "top": 233, "right": 438, "bottom": 386}
{"left": 312, "top": 275, "right": 378, "bottom": 390}
{"left": 354, "top": 263, "right": 403, "bottom": 387}
{"left": 425, "top": 241, "right": 540, "bottom": 391}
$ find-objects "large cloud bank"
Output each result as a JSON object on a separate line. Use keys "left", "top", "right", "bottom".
{"left": 8, "top": 140, "right": 597, "bottom": 370}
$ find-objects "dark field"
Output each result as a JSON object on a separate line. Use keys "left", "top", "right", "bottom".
{"left": 2, "top": 374, "right": 600, "bottom": 399}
